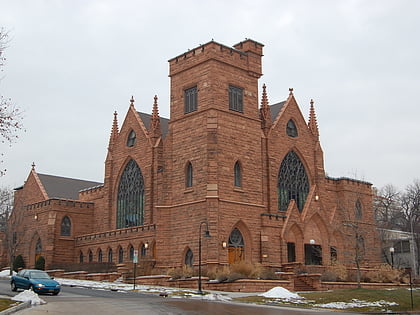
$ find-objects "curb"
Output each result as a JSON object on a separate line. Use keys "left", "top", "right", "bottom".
{"left": 0, "top": 300, "right": 31, "bottom": 315}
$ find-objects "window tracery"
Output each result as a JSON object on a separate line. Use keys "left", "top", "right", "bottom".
{"left": 117, "top": 159, "right": 144, "bottom": 228}
{"left": 278, "top": 151, "right": 309, "bottom": 212}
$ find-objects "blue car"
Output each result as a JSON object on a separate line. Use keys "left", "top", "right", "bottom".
{"left": 11, "top": 269, "right": 61, "bottom": 295}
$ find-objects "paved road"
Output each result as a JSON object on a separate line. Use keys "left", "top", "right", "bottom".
{"left": 0, "top": 279, "right": 358, "bottom": 314}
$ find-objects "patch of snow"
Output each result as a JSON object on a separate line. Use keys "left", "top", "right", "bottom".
{"left": 11, "top": 290, "right": 46, "bottom": 305}
{"left": 0, "top": 269, "right": 15, "bottom": 277}
{"left": 259, "top": 286, "right": 302, "bottom": 299}
{"left": 314, "top": 299, "right": 398, "bottom": 309}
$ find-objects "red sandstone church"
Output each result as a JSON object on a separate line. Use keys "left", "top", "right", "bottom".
{"left": 7, "top": 39, "right": 381, "bottom": 273}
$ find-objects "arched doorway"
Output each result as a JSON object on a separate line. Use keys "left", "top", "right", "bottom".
{"left": 35, "top": 238, "right": 42, "bottom": 265}
{"left": 228, "top": 228, "right": 244, "bottom": 264}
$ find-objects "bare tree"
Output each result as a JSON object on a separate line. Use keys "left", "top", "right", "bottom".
{"left": 0, "top": 28, "right": 24, "bottom": 176}
{"left": 399, "top": 180, "right": 420, "bottom": 275}
{"left": 374, "top": 184, "right": 401, "bottom": 229}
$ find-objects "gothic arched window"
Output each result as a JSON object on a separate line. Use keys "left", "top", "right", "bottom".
{"left": 108, "top": 248, "right": 113, "bottom": 263}
{"left": 117, "top": 159, "right": 144, "bottom": 228}
{"left": 286, "top": 119, "right": 298, "bottom": 137}
{"left": 185, "top": 248, "right": 193, "bottom": 267}
{"left": 98, "top": 249, "right": 103, "bottom": 263}
{"left": 186, "top": 162, "right": 193, "bottom": 188}
{"left": 35, "top": 238, "right": 42, "bottom": 254}
{"left": 118, "top": 247, "right": 124, "bottom": 263}
{"left": 88, "top": 250, "right": 93, "bottom": 262}
{"left": 127, "top": 130, "right": 136, "bottom": 147}
{"left": 278, "top": 151, "right": 310, "bottom": 212}
{"left": 141, "top": 243, "right": 148, "bottom": 258}
{"left": 234, "top": 161, "right": 241, "bottom": 187}
{"left": 60, "top": 216, "right": 71, "bottom": 236}
{"left": 79, "top": 251, "right": 84, "bottom": 263}
{"left": 355, "top": 199, "right": 363, "bottom": 220}
{"left": 129, "top": 245, "right": 134, "bottom": 261}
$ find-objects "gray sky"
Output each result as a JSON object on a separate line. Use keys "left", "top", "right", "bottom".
{"left": 1, "top": 0, "right": 419, "bottom": 191}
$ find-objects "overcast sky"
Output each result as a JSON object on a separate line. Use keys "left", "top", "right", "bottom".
{"left": 0, "top": 0, "right": 419, "bottom": 191}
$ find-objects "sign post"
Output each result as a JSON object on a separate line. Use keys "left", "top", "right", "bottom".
{"left": 133, "top": 250, "right": 138, "bottom": 290}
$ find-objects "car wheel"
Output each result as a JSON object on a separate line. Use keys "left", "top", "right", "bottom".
{"left": 11, "top": 281, "right": 17, "bottom": 292}
{"left": 52, "top": 290, "right": 59, "bottom": 296}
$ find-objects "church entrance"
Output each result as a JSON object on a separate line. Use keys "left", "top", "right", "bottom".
{"left": 228, "top": 228, "right": 244, "bottom": 264}
{"left": 304, "top": 244, "right": 322, "bottom": 265}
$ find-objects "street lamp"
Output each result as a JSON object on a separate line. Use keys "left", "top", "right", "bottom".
{"left": 389, "top": 247, "right": 394, "bottom": 269}
{"left": 198, "top": 221, "right": 211, "bottom": 295}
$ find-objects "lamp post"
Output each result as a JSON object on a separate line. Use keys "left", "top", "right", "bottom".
{"left": 389, "top": 247, "right": 394, "bottom": 269}
{"left": 198, "top": 221, "right": 211, "bottom": 295}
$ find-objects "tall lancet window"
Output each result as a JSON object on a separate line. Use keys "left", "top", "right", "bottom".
{"left": 278, "top": 151, "right": 310, "bottom": 212}
{"left": 234, "top": 161, "right": 241, "bottom": 187}
{"left": 117, "top": 159, "right": 144, "bottom": 228}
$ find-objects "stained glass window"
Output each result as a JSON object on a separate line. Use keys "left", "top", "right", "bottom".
{"left": 229, "top": 228, "right": 244, "bottom": 247}
{"left": 278, "top": 151, "right": 309, "bottom": 212}
{"left": 234, "top": 161, "right": 241, "bottom": 187}
{"left": 186, "top": 162, "right": 193, "bottom": 188}
{"left": 286, "top": 119, "right": 298, "bottom": 137}
{"left": 61, "top": 216, "right": 71, "bottom": 236}
{"left": 117, "top": 159, "right": 144, "bottom": 228}
{"left": 127, "top": 130, "right": 136, "bottom": 147}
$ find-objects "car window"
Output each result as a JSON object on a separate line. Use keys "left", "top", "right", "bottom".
{"left": 17, "top": 270, "right": 26, "bottom": 277}
{"left": 29, "top": 271, "right": 50, "bottom": 279}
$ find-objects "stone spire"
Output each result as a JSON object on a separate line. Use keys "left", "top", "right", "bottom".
{"left": 260, "top": 84, "right": 272, "bottom": 133}
{"left": 150, "top": 95, "right": 161, "bottom": 140}
{"left": 308, "top": 99, "right": 319, "bottom": 139}
{"left": 108, "top": 111, "right": 119, "bottom": 149}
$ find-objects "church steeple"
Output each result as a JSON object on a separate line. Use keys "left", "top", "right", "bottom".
{"left": 308, "top": 99, "right": 319, "bottom": 139}
{"left": 150, "top": 95, "right": 162, "bottom": 141}
{"left": 260, "top": 84, "right": 272, "bottom": 133}
{"left": 108, "top": 111, "right": 119, "bottom": 150}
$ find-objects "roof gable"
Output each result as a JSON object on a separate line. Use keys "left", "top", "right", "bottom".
{"left": 137, "top": 112, "right": 169, "bottom": 138}
{"left": 37, "top": 173, "right": 102, "bottom": 200}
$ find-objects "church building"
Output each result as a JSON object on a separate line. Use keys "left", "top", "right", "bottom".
{"left": 7, "top": 39, "right": 381, "bottom": 273}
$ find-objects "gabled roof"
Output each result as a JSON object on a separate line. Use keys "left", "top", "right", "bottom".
{"left": 269, "top": 101, "right": 286, "bottom": 122}
{"left": 137, "top": 112, "right": 169, "bottom": 138}
{"left": 37, "top": 173, "right": 103, "bottom": 200}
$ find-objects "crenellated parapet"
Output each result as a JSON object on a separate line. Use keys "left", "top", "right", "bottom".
{"left": 74, "top": 224, "right": 156, "bottom": 246}
{"left": 25, "top": 198, "right": 94, "bottom": 211}
{"left": 79, "top": 184, "right": 104, "bottom": 198}
{"left": 169, "top": 39, "right": 263, "bottom": 78}
{"left": 325, "top": 176, "right": 372, "bottom": 192}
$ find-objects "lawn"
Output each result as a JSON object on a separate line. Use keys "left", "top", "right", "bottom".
{"left": 236, "top": 288, "right": 420, "bottom": 313}
{"left": 0, "top": 298, "right": 20, "bottom": 312}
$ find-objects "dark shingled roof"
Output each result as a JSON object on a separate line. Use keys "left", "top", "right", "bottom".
{"left": 37, "top": 173, "right": 103, "bottom": 200}
{"left": 269, "top": 101, "right": 286, "bottom": 122}
{"left": 138, "top": 112, "right": 169, "bottom": 138}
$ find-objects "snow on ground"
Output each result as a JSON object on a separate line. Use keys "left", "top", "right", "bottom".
{"left": 0, "top": 269, "right": 405, "bottom": 309}
{"left": 56, "top": 277, "right": 232, "bottom": 301}
{"left": 11, "top": 290, "right": 46, "bottom": 305}
{"left": 314, "top": 299, "right": 398, "bottom": 309}
{"left": 259, "top": 286, "right": 302, "bottom": 300}
{"left": 0, "top": 269, "right": 15, "bottom": 277}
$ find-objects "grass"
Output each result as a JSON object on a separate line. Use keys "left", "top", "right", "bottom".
{"left": 235, "top": 288, "right": 420, "bottom": 313}
{"left": 0, "top": 298, "right": 20, "bottom": 312}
